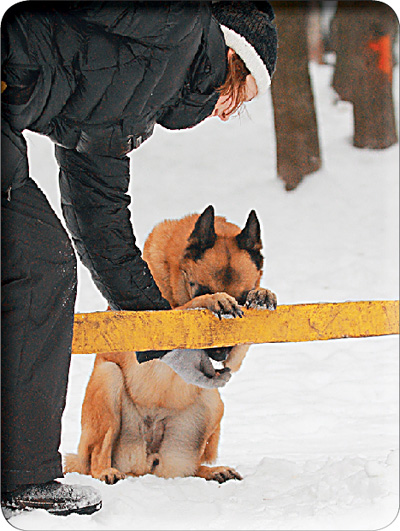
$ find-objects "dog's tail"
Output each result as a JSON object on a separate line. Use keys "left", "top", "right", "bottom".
{"left": 63, "top": 453, "right": 88, "bottom": 474}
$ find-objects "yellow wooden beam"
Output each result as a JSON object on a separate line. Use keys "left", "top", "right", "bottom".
{"left": 71, "top": 300, "right": 399, "bottom": 355}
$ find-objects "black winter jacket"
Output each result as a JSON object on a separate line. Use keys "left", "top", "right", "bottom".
{"left": 1, "top": 1, "right": 227, "bottom": 312}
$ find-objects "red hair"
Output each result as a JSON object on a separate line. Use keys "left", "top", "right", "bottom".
{"left": 217, "top": 50, "right": 251, "bottom": 116}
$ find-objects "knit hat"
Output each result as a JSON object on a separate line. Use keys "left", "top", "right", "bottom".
{"left": 212, "top": 1, "right": 278, "bottom": 96}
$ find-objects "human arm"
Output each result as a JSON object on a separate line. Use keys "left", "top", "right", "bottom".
{"left": 55, "top": 146, "right": 170, "bottom": 312}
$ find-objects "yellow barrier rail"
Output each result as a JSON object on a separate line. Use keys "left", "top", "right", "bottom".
{"left": 72, "top": 300, "right": 399, "bottom": 355}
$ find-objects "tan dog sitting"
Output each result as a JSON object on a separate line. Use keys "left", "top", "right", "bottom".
{"left": 64, "top": 206, "right": 277, "bottom": 484}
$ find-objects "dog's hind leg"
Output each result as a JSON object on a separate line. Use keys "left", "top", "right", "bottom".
{"left": 90, "top": 428, "right": 126, "bottom": 484}
{"left": 76, "top": 359, "right": 126, "bottom": 484}
{"left": 63, "top": 452, "right": 85, "bottom": 474}
{"left": 196, "top": 465, "right": 242, "bottom": 483}
{"left": 196, "top": 425, "right": 242, "bottom": 483}
{"left": 201, "top": 425, "right": 220, "bottom": 464}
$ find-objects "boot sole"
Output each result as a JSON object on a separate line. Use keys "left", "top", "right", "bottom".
{"left": 2, "top": 500, "right": 102, "bottom": 517}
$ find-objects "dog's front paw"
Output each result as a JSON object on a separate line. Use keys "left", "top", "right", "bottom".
{"left": 246, "top": 288, "right": 277, "bottom": 310}
{"left": 98, "top": 467, "right": 126, "bottom": 484}
{"left": 196, "top": 293, "right": 244, "bottom": 319}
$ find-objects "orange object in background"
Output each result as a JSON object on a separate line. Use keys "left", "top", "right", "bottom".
{"left": 368, "top": 34, "right": 393, "bottom": 81}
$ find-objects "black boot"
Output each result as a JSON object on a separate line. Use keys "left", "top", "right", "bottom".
{"left": 1, "top": 480, "right": 102, "bottom": 517}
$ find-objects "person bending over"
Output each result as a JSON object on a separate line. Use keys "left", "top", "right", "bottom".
{"left": 1, "top": 1, "right": 277, "bottom": 515}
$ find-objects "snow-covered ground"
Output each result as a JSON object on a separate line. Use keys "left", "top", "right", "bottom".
{"left": 3, "top": 58, "right": 399, "bottom": 530}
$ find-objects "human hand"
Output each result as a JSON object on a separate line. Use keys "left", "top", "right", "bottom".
{"left": 161, "top": 349, "right": 231, "bottom": 388}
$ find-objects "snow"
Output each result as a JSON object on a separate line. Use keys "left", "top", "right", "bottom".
{"left": 3, "top": 61, "right": 399, "bottom": 530}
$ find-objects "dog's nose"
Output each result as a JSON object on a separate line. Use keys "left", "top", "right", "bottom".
{"left": 205, "top": 347, "right": 232, "bottom": 362}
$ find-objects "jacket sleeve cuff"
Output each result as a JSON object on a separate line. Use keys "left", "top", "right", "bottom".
{"left": 136, "top": 350, "right": 169, "bottom": 363}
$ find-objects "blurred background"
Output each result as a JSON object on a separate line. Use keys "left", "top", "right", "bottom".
{"left": 270, "top": 0, "right": 398, "bottom": 190}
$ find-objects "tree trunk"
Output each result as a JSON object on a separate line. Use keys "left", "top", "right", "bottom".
{"left": 331, "top": 1, "right": 398, "bottom": 149}
{"left": 270, "top": 1, "right": 321, "bottom": 191}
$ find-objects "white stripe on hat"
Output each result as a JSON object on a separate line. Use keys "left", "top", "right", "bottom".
{"left": 220, "top": 24, "right": 271, "bottom": 96}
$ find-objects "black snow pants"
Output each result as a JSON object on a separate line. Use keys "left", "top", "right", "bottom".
{"left": 1, "top": 179, "right": 77, "bottom": 491}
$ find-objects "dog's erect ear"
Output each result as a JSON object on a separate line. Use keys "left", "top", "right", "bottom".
{"left": 185, "top": 205, "right": 217, "bottom": 261}
{"left": 236, "top": 210, "right": 262, "bottom": 251}
{"left": 236, "top": 210, "right": 263, "bottom": 269}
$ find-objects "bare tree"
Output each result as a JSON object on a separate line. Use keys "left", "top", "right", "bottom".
{"left": 331, "top": 1, "right": 398, "bottom": 149}
{"left": 270, "top": 1, "right": 321, "bottom": 191}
